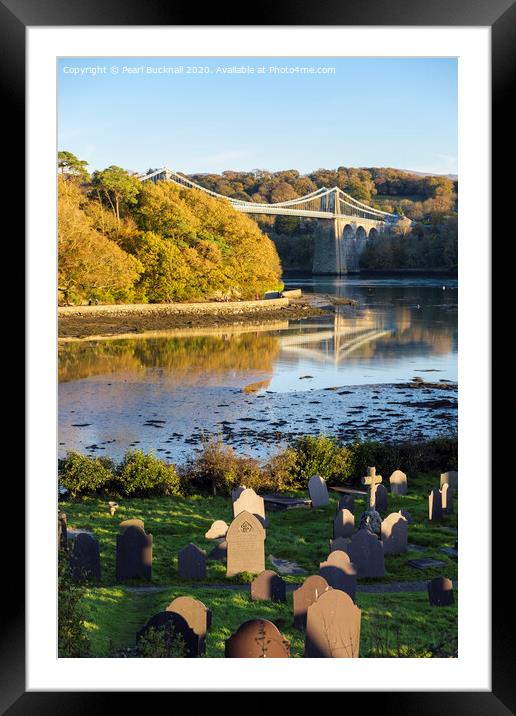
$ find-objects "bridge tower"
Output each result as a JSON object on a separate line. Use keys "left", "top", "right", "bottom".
{"left": 312, "top": 216, "right": 382, "bottom": 275}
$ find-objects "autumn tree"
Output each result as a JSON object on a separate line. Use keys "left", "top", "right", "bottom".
{"left": 90, "top": 166, "right": 141, "bottom": 225}
{"left": 58, "top": 151, "right": 90, "bottom": 182}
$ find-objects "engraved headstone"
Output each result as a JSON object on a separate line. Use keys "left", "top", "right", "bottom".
{"left": 329, "top": 537, "right": 350, "bottom": 553}
{"left": 389, "top": 469, "right": 408, "bottom": 495}
{"left": 348, "top": 529, "right": 385, "bottom": 578}
{"left": 233, "top": 488, "right": 267, "bottom": 527}
{"left": 428, "top": 488, "right": 443, "bottom": 521}
{"left": 308, "top": 475, "right": 329, "bottom": 507}
{"left": 70, "top": 532, "right": 101, "bottom": 581}
{"left": 166, "top": 596, "right": 212, "bottom": 655}
{"left": 381, "top": 513, "right": 408, "bottom": 555}
{"left": 225, "top": 619, "right": 290, "bottom": 658}
{"left": 293, "top": 575, "right": 331, "bottom": 630}
{"left": 178, "top": 543, "right": 206, "bottom": 580}
{"left": 427, "top": 576, "right": 454, "bottom": 606}
{"left": 440, "top": 471, "right": 458, "bottom": 490}
{"left": 207, "top": 540, "right": 227, "bottom": 562}
{"left": 333, "top": 509, "right": 354, "bottom": 539}
{"left": 319, "top": 550, "right": 357, "bottom": 601}
{"left": 337, "top": 495, "right": 355, "bottom": 513}
{"left": 137, "top": 611, "right": 198, "bottom": 657}
{"left": 226, "top": 511, "right": 265, "bottom": 577}
{"left": 440, "top": 483, "right": 454, "bottom": 514}
{"left": 250, "top": 570, "right": 286, "bottom": 603}
{"left": 304, "top": 589, "right": 361, "bottom": 658}
{"left": 205, "top": 520, "right": 228, "bottom": 540}
{"left": 116, "top": 525, "right": 152, "bottom": 581}
{"left": 373, "top": 484, "right": 388, "bottom": 513}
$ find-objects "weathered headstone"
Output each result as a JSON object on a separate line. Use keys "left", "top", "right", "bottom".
{"left": 304, "top": 589, "right": 361, "bottom": 658}
{"left": 348, "top": 529, "right": 385, "bottom": 578}
{"left": 225, "top": 619, "right": 290, "bottom": 658}
{"left": 207, "top": 540, "right": 227, "bottom": 562}
{"left": 319, "top": 550, "right": 357, "bottom": 601}
{"left": 205, "top": 520, "right": 228, "bottom": 539}
{"left": 333, "top": 509, "right": 354, "bottom": 539}
{"left": 226, "top": 511, "right": 265, "bottom": 577}
{"left": 428, "top": 488, "right": 443, "bottom": 521}
{"left": 329, "top": 537, "right": 350, "bottom": 553}
{"left": 166, "top": 596, "right": 212, "bottom": 655}
{"left": 427, "top": 576, "right": 454, "bottom": 606}
{"left": 361, "top": 466, "right": 383, "bottom": 509}
{"left": 58, "top": 512, "right": 68, "bottom": 550}
{"left": 137, "top": 611, "right": 198, "bottom": 657}
{"left": 70, "top": 532, "right": 101, "bottom": 581}
{"left": 308, "top": 475, "right": 329, "bottom": 508}
{"left": 440, "top": 471, "right": 458, "bottom": 490}
{"left": 440, "top": 483, "right": 454, "bottom": 514}
{"left": 389, "top": 469, "right": 408, "bottom": 495}
{"left": 373, "top": 484, "right": 388, "bottom": 513}
{"left": 293, "top": 575, "right": 331, "bottom": 630}
{"left": 119, "top": 518, "right": 145, "bottom": 533}
{"left": 233, "top": 488, "right": 268, "bottom": 527}
{"left": 268, "top": 555, "right": 306, "bottom": 575}
{"left": 116, "top": 525, "right": 152, "bottom": 581}
{"left": 178, "top": 543, "right": 206, "bottom": 580}
{"left": 381, "top": 513, "right": 408, "bottom": 555}
{"left": 407, "top": 557, "right": 446, "bottom": 570}
{"left": 399, "top": 509, "right": 413, "bottom": 524}
{"left": 250, "top": 570, "right": 286, "bottom": 603}
{"left": 337, "top": 495, "right": 355, "bottom": 513}
{"left": 358, "top": 508, "right": 382, "bottom": 536}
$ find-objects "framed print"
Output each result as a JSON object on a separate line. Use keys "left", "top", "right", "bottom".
{"left": 5, "top": 0, "right": 513, "bottom": 707}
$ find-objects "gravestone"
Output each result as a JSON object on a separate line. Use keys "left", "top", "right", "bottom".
{"left": 427, "top": 576, "right": 454, "bottom": 606}
{"left": 205, "top": 520, "right": 228, "bottom": 539}
{"left": 178, "top": 543, "right": 206, "bottom": 580}
{"left": 319, "top": 550, "right": 357, "bottom": 601}
{"left": 381, "top": 513, "right": 408, "bottom": 555}
{"left": 268, "top": 555, "right": 306, "bottom": 575}
{"left": 308, "top": 475, "right": 329, "bottom": 508}
{"left": 407, "top": 557, "right": 446, "bottom": 570}
{"left": 226, "top": 511, "right": 265, "bottom": 577}
{"left": 428, "top": 489, "right": 443, "bottom": 521}
{"left": 329, "top": 537, "right": 350, "bottom": 554}
{"left": 333, "top": 509, "right": 354, "bottom": 539}
{"left": 167, "top": 596, "right": 212, "bottom": 655}
{"left": 358, "top": 508, "right": 382, "bottom": 536}
{"left": 231, "top": 485, "right": 247, "bottom": 502}
{"left": 361, "top": 467, "right": 383, "bottom": 509}
{"left": 250, "top": 570, "right": 286, "bottom": 603}
{"left": 440, "top": 484, "right": 454, "bottom": 514}
{"left": 119, "top": 518, "right": 145, "bottom": 533}
{"left": 389, "top": 469, "right": 408, "bottom": 495}
{"left": 293, "top": 575, "right": 331, "bottom": 630}
{"left": 70, "top": 532, "right": 101, "bottom": 582}
{"left": 136, "top": 611, "right": 198, "bottom": 657}
{"left": 440, "top": 471, "right": 458, "bottom": 490}
{"left": 348, "top": 529, "right": 385, "bottom": 578}
{"left": 399, "top": 509, "right": 413, "bottom": 524}
{"left": 233, "top": 488, "right": 268, "bottom": 527}
{"left": 337, "top": 495, "right": 355, "bottom": 513}
{"left": 207, "top": 540, "right": 227, "bottom": 563}
{"left": 304, "top": 589, "right": 361, "bottom": 658}
{"left": 58, "top": 512, "right": 68, "bottom": 550}
{"left": 373, "top": 484, "right": 388, "bottom": 513}
{"left": 225, "top": 619, "right": 290, "bottom": 658}
{"left": 116, "top": 525, "right": 152, "bottom": 581}
{"left": 263, "top": 494, "right": 311, "bottom": 511}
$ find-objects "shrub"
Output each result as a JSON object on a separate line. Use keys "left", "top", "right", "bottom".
{"left": 137, "top": 624, "right": 186, "bottom": 657}
{"left": 58, "top": 550, "right": 90, "bottom": 657}
{"left": 186, "top": 437, "right": 263, "bottom": 495}
{"left": 262, "top": 447, "right": 299, "bottom": 491}
{"left": 350, "top": 437, "right": 458, "bottom": 479}
{"left": 59, "top": 451, "right": 114, "bottom": 497}
{"left": 115, "top": 450, "right": 183, "bottom": 497}
{"left": 290, "top": 435, "right": 354, "bottom": 485}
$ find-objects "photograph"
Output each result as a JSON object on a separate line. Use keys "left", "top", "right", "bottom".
{"left": 56, "top": 55, "right": 460, "bottom": 660}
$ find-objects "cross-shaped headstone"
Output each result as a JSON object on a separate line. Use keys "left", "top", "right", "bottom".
{"left": 361, "top": 467, "right": 383, "bottom": 510}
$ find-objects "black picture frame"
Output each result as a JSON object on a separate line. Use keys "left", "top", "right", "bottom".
{"left": 7, "top": 0, "right": 512, "bottom": 709}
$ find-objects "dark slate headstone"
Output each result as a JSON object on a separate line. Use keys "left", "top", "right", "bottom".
{"left": 427, "top": 576, "right": 455, "bottom": 606}
{"left": 389, "top": 470, "right": 408, "bottom": 495}
{"left": 308, "top": 475, "right": 329, "bottom": 508}
{"left": 407, "top": 557, "right": 446, "bottom": 570}
{"left": 337, "top": 495, "right": 355, "bottom": 513}
{"left": 348, "top": 529, "right": 385, "bottom": 578}
{"left": 70, "top": 533, "right": 101, "bottom": 582}
{"left": 428, "top": 488, "right": 443, "bottom": 521}
{"left": 293, "top": 575, "right": 331, "bottom": 631}
{"left": 399, "top": 509, "right": 413, "bottom": 524}
{"left": 329, "top": 537, "right": 350, "bottom": 554}
{"left": 304, "top": 589, "right": 361, "bottom": 658}
{"left": 319, "top": 550, "right": 357, "bottom": 602}
{"left": 250, "top": 570, "right": 286, "bottom": 603}
{"left": 167, "top": 596, "right": 212, "bottom": 655}
{"left": 207, "top": 540, "right": 227, "bottom": 563}
{"left": 225, "top": 619, "right": 290, "bottom": 658}
{"left": 263, "top": 494, "right": 311, "bottom": 511}
{"left": 373, "top": 484, "right": 388, "bottom": 513}
{"left": 58, "top": 512, "right": 68, "bottom": 551}
{"left": 137, "top": 611, "right": 198, "bottom": 657}
{"left": 440, "top": 483, "right": 454, "bottom": 514}
{"left": 333, "top": 509, "right": 354, "bottom": 539}
{"left": 226, "top": 511, "right": 265, "bottom": 577}
{"left": 381, "top": 513, "right": 408, "bottom": 555}
{"left": 178, "top": 543, "right": 206, "bottom": 580}
{"left": 116, "top": 525, "right": 152, "bottom": 581}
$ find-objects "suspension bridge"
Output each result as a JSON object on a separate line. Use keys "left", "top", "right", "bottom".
{"left": 139, "top": 167, "right": 399, "bottom": 274}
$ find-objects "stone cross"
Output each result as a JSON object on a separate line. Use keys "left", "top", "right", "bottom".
{"left": 361, "top": 467, "right": 383, "bottom": 510}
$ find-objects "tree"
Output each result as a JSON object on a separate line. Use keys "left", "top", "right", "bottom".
{"left": 90, "top": 166, "right": 141, "bottom": 225}
{"left": 57, "top": 151, "right": 90, "bottom": 182}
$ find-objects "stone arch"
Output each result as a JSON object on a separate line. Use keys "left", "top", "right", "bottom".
{"left": 343, "top": 224, "right": 355, "bottom": 240}
{"left": 355, "top": 226, "right": 367, "bottom": 241}
{"left": 368, "top": 227, "right": 379, "bottom": 240}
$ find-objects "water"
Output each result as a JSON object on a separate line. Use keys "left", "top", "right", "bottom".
{"left": 59, "top": 275, "right": 457, "bottom": 461}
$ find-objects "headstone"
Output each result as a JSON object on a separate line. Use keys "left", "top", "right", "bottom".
{"left": 358, "top": 508, "right": 382, "bottom": 536}
{"left": 381, "top": 513, "right": 408, "bottom": 555}
{"left": 231, "top": 485, "right": 246, "bottom": 502}
{"left": 337, "top": 495, "right": 355, "bottom": 513}
{"left": 263, "top": 494, "right": 311, "bottom": 511}
{"left": 225, "top": 619, "right": 290, "bottom": 658}
{"left": 226, "top": 511, "right": 265, "bottom": 577}
{"left": 329, "top": 537, "right": 350, "bottom": 554}
{"left": 58, "top": 512, "right": 68, "bottom": 550}
{"left": 440, "top": 484, "right": 454, "bottom": 514}
{"left": 166, "top": 596, "right": 211, "bottom": 655}
{"left": 207, "top": 540, "right": 227, "bottom": 562}
{"left": 389, "top": 469, "right": 408, "bottom": 495}
{"left": 361, "top": 466, "right": 383, "bottom": 509}
{"left": 399, "top": 509, "right": 413, "bottom": 524}
{"left": 205, "top": 520, "right": 228, "bottom": 539}
{"left": 348, "top": 529, "right": 385, "bottom": 578}
{"left": 440, "top": 471, "right": 458, "bottom": 490}
{"left": 293, "top": 575, "right": 331, "bottom": 630}
{"left": 304, "top": 590, "right": 361, "bottom": 658}
{"left": 250, "top": 570, "right": 286, "bottom": 603}
{"left": 178, "top": 543, "right": 206, "bottom": 580}
{"left": 308, "top": 475, "right": 329, "bottom": 508}
{"left": 70, "top": 532, "right": 101, "bottom": 581}
{"left": 333, "top": 509, "right": 354, "bottom": 539}
{"left": 373, "top": 484, "right": 388, "bottom": 513}
{"left": 116, "top": 525, "right": 152, "bottom": 581}
{"left": 319, "top": 550, "right": 357, "bottom": 601}
{"left": 119, "top": 518, "right": 145, "bottom": 533}
{"left": 407, "top": 557, "right": 446, "bottom": 570}
{"left": 233, "top": 488, "right": 267, "bottom": 527}
{"left": 427, "top": 576, "right": 455, "bottom": 606}
{"left": 136, "top": 611, "right": 198, "bottom": 657}
{"left": 268, "top": 555, "right": 306, "bottom": 575}
{"left": 428, "top": 488, "right": 443, "bottom": 521}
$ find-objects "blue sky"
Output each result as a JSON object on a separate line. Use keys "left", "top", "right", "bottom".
{"left": 58, "top": 57, "right": 457, "bottom": 175}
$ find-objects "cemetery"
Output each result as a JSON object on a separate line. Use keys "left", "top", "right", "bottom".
{"left": 59, "top": 467, "right": 458, "bottom": 658}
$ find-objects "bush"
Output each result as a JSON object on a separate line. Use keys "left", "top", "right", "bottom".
{"left": 115, "top": 450, "right": 183, "bottom": 497}
{"left": 58, "top": 550, "right": 90, "bottom": 657}
{"left": 186, "top": 438, "right": 263, "bottom": 495}
{"left": 137, "top": 624, "right": 186, "bottom": 658}
{"left": 59, "top": 451, "right": 114, "bottom": 498}
{"left": 290, "top": 435, "right": 354, "bottom": 485}
{"left": 262, "top": 447, "right": 299, "bottom": 491}
{"left": 350, "top": 437, "right": 458, "bottom": 479}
